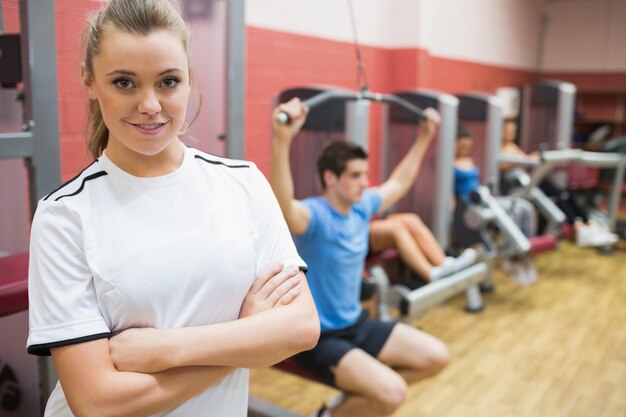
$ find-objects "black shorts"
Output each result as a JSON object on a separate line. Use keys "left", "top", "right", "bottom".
{"left": 292, "top": 311, "right": 397, "bottom": 386}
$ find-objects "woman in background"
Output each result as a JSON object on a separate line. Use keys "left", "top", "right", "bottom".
{"left": 455, "top": 126, "right": 537, "bottom": 285}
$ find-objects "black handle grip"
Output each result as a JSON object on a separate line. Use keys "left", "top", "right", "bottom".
{"left": 275, "top": 90, "right": 358, "bottom": 125}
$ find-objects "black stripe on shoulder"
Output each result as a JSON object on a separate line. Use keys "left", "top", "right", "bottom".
{"left": 194, "top": 154, "right": 250, "bottom": 169}
{"left": 27, "top": 332, "right": 111, "bottom": 357}
{"left": 43, "top": 160, "right": 99, "bottom": 201}
{"left": 54, "top": 171, "right": 108, "bottom": 202}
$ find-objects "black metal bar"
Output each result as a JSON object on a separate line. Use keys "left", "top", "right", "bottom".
{"left": 377, "top": 93, "right": 425, "bottom": 120}
{"left": 275, "top": 88, "right": 425, "bottom": 124}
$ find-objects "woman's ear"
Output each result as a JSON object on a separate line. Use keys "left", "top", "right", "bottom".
{"left": 80, "top": 63, "right": 97, "bottom": 100}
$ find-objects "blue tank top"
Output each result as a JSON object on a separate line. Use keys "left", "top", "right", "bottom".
{"left": 454, "top": 166, "right": 480, "bottom": 200}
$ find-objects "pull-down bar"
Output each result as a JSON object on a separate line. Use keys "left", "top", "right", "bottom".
{"left": 275, "top": 88, "right": 426, "bottom": 125}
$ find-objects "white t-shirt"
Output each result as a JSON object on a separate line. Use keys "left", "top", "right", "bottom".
{"left": 27, "top": 146, "right": 305, "bottom": 417}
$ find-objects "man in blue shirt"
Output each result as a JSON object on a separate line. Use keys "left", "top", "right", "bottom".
{"left": 270, "top": 98, "right": 449, "bottom": 417}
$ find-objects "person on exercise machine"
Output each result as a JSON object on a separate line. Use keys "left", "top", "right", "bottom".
{"left": 455, "top": 126, "right": 538, "bottom": 285}
{"left": 270, "top": 98, "right": 449, "bottom": 417}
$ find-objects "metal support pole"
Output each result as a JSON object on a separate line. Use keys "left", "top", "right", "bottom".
{"left": 556, "top": 84, "right": 576, "bottom": 150}
{"left": 464, "top": 285, "right": 484, "bottom": 313}
{"left": 486, "top": 100, "right": 504, "bottom": 193}
{"left": 225, "top": 0, "right": 245, "bottom": 159}
{"left": 434, "top": 95, "right": 457, "bottom": 247}
{"left": 19, "top": 0, "right": 61, "bottom": 412}
{"left": 20, "top": 0, "right": 61, "bottom": 210}
{"left": 346, "top": 100, "right": 370, "bottom": 150}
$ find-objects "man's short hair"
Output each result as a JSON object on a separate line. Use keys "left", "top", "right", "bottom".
{"left": 317, "top": 141, "right": 368, "bottom": 190}
{"left": 457, "top": 126, "right": 473, "bottom": 140}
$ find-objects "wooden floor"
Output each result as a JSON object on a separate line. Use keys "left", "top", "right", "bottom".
{"left": 249, "top": 240, "right": 626, "bottom": 417}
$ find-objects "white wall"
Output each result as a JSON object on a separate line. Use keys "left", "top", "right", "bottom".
{"left": 429, "top": 0, "right": 543, "bottom": 70}
{"left": 246, "top": 0, "right": 423, "bottom": 48}
{"left": 542, "top": 0, "right": 626, "bottom": 72}
{"left": 246, "top": 0, "right": 543, "bottom": 69}
{"left": 247, "top": 0, "right": 626, "bottom": 72}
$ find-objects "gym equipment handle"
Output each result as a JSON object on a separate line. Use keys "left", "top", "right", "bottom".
{"left": 275, "top": 88, "right": 425, "bottom": 125}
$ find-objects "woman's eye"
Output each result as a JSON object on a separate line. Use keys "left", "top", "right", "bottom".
{"left": 114, "top": 79, "right": 134, "bottom": 89}
{"left": 161, "top": 77, "right": 179, "bottom": 88}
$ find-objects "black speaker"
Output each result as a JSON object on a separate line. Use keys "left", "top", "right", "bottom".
{"left": 0, "top": 34, "right": 22, "bottom": 88}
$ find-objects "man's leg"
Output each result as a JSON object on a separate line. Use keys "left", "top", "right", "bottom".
{"left": 330, "top": 349, "right": 408, "bottom": 417}
{"left": 329, "top": 323, "right": 449, "bottom": 417}
{"left": 377, "top": 322, "right": 449, "bottom": 383}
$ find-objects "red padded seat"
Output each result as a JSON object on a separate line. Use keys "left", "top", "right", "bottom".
{"left": 0, "top": 252, "right": 29, "bottom": 317}
{"left": 364, "top": 248, "right": 398, "bottom": 268}
{"left": 529, "top": 235, "right": 558, "bottom": 253}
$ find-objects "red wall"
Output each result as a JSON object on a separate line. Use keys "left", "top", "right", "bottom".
{"left": 1, "top": 0, "right": 18, "bottom": 31}
{"left": 387, "top": 48, "right": 536, "bottom": 94}
{"left": 541, "top": 72, "right": 626, "bottom": 91}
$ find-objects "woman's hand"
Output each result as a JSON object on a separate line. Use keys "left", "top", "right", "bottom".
{"left": 110, "top": 327, "right": 171, "bottom": 374}
{"left": 109, "top": 264, "right": 302, "bottom": 373}
{"left": 239, "top": 264, "right": 302, "bottom": 319}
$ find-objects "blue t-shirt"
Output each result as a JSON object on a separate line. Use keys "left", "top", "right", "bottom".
{"left": 454, "top": 166, "right": 480, "bottom": 200}
{"left": 294, "top": 189, "right": 382, "bottom": 331}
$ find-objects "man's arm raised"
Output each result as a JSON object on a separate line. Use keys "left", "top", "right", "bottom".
{"left": 376, "top": 108, "right": 440, "bottom": 213}
{"left": 270, "top": 98, "right": 312, "bottom": 235}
